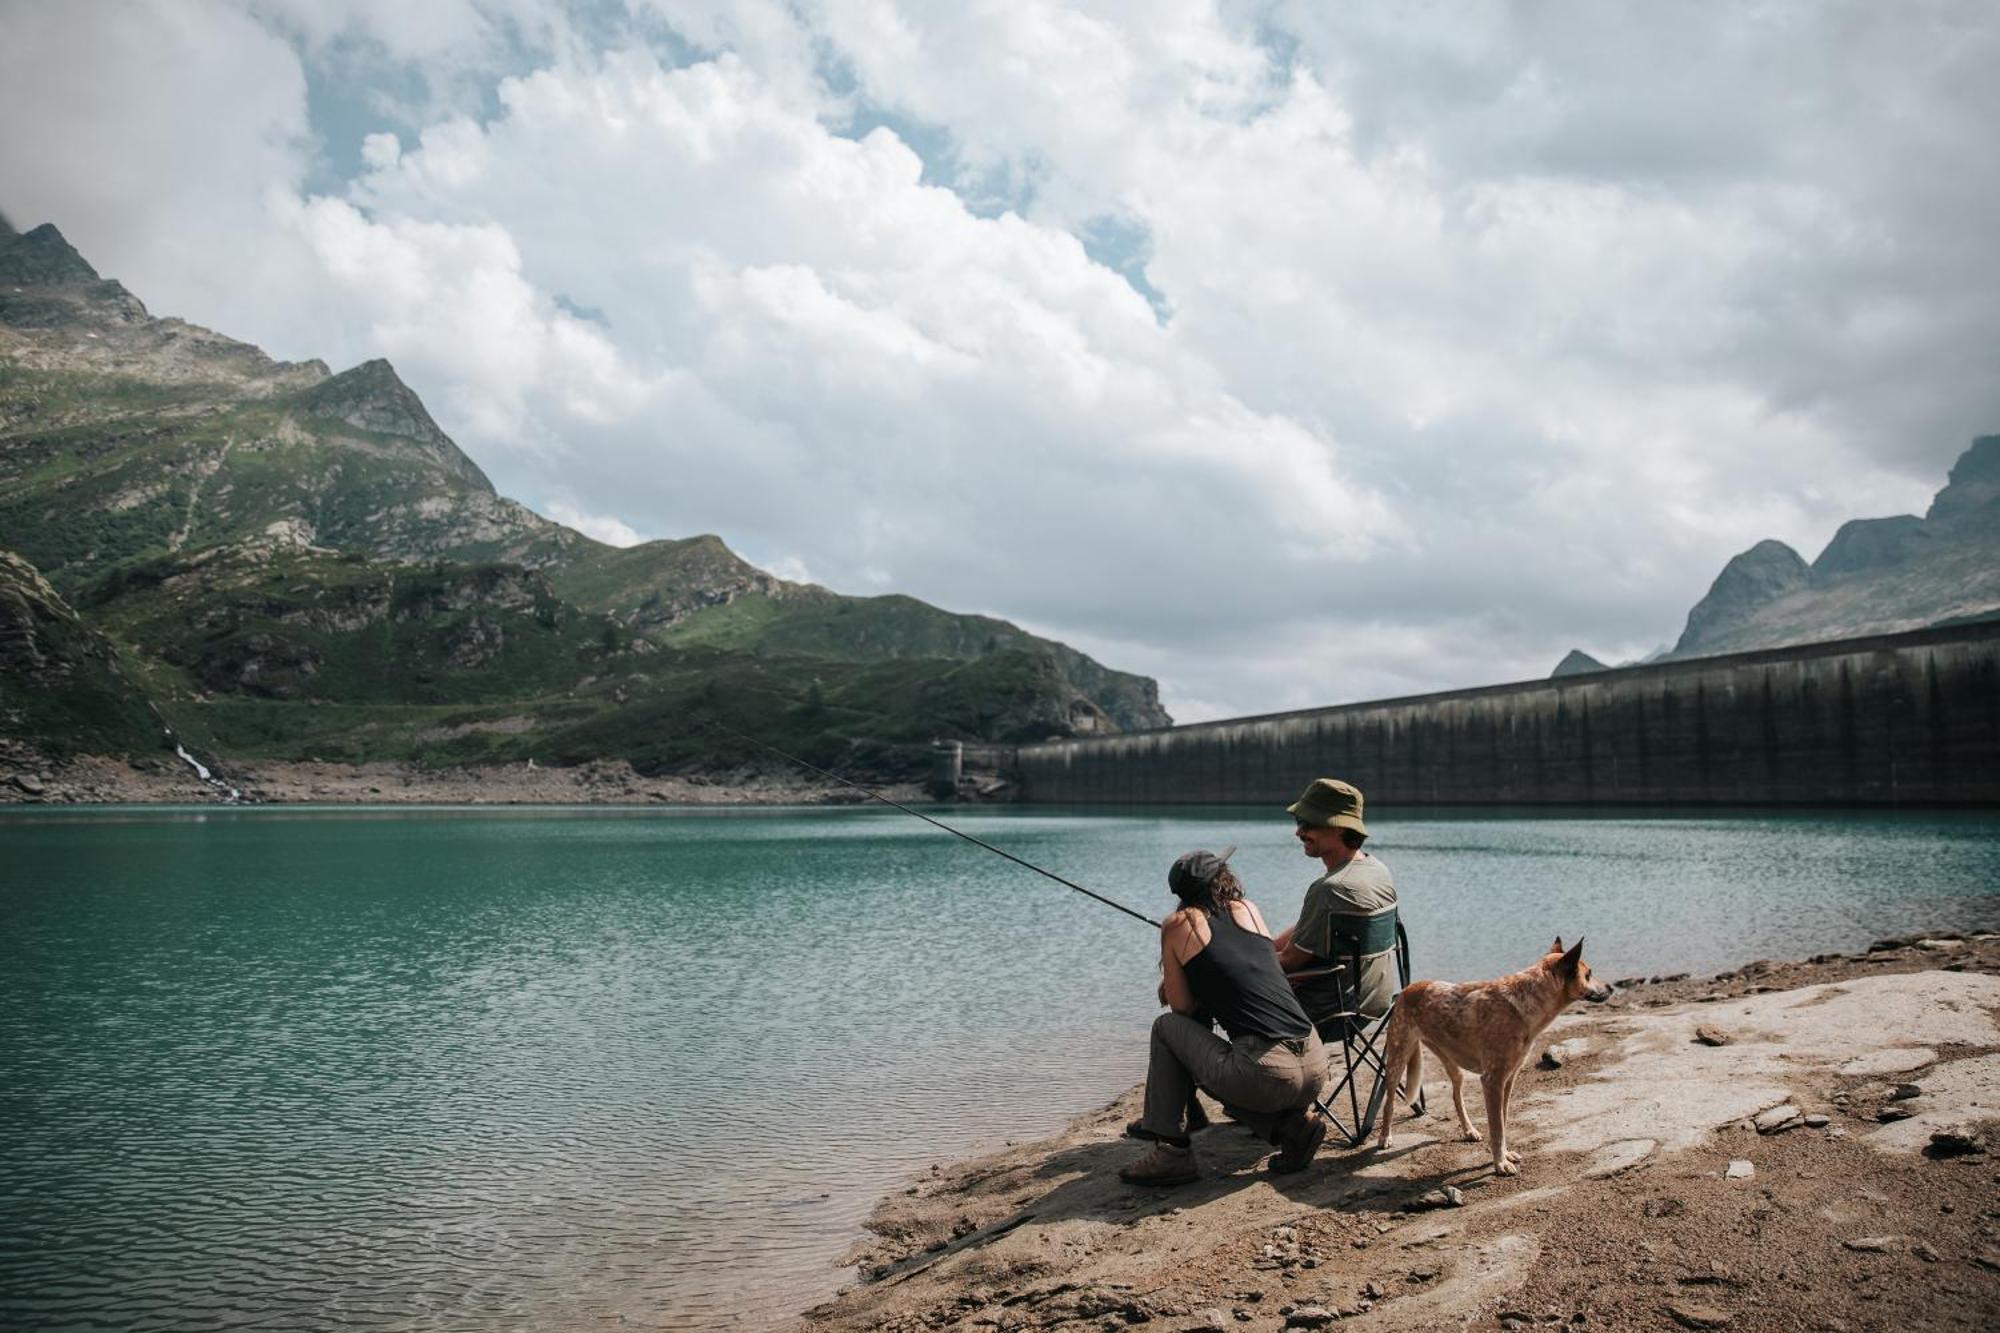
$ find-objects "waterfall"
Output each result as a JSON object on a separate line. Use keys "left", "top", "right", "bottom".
{"left": 174, "top": 743, "right": 241, "bottom": 802}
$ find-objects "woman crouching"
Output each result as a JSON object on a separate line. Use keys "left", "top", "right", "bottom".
{"left": 1120, "top": 847, "right": 1328, "bottom": 1185}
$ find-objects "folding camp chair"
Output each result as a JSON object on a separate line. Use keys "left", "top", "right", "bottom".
{"left": 1286, "top": 905, "right": 1423, "bottom": 1147}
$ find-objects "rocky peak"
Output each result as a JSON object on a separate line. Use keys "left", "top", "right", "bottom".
{"left": 1927, "top": 435, "right": 2000, "bottom": 525}
{"left": 0, "top": 222, "right": 101, "bottom": 285}
{"left": 1673, "top": 539, "right": 1809, "bottom": 657}
{"left": 1551, "top": 648, "right": 1607, "bottom": 677}
{"left": 0, "top": 211, "right": 17, "bottom": 239}
{"left": 296, "top": 359, "right": 494, "bottom": 494}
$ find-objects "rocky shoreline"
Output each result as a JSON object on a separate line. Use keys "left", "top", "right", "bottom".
{"left": 800, "top": 934, "right": 2000, "bottom": 1332}
{"left": 0, "top": 745, "right": 925, "bottom": 808}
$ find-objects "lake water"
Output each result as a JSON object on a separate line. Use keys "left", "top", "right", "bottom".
{"left": 4, "top": 804, "right": 1997, "bottom": 1329}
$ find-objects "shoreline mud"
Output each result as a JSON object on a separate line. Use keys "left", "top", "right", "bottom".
{"left": 800, "top": 934, "right": 2000, "bottom": 1332}
{"left": 0, "top": 746, "right": 926, "bottom": 808}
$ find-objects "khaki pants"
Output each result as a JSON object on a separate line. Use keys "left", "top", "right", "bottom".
{"left": 1139, "top": 1013, "right": 1327, "bottom": 1144}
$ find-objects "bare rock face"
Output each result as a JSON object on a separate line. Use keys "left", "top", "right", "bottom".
{"left": 0, "top": 547, "right": 166, "bottom": 757}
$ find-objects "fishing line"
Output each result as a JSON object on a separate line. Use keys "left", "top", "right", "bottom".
{"left": 697, "top": 719, "right": 1160, "bottom": 928}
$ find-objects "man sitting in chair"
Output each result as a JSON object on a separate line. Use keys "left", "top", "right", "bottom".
{"left": 1273, "top": 778, "right": 1399, "bottom": 1020}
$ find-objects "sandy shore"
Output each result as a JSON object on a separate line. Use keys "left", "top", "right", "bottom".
{"left": 801, "top": 934, "right": 2000, "bottom": 1332}
{"left": 0, "top": 746, "right": 926, "bottom": 807}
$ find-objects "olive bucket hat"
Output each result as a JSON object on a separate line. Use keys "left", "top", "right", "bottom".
{"left": 1286, "top": 778, "right": 1368, "bottom": 837}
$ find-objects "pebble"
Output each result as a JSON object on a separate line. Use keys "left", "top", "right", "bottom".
{"left": 1754, "top": 1104, "right": 1803, "bottom": 1134}
{"left": 1666, "top": 1302, "right": 1733, "bottom": 1328}
{"left": 1842, "top": 1235, "right": 1901, "bottom": 1253}
{"left": 1412, "top": 1186, "right": 1466, "bottom": 1209}
{"left": 1694, "top": 1025, "right": 1731, "bottom": 1047}
{"left": 1362, "top": 1281, "right": 1384, "bottom": 1300}
{"left": 1188, "top": 1311, "right": 1230, "bottom": 1333}
{"left": 1407, "top": 1265, "right": 1439, "bottom": 1282}
{"left": 1889, "top": 1082, "right": 1922, "bottom": 1101}
{"left": 1725, "top": 1160, "right": 1755, "bottom": 1179}
{"left": 1803, "top": 1114, "right": 1831, "bottom": 1128}
{"left": 1913, "top": 1243, "right": 1940, "bottom": 1263}
{"left": 1875, "top": 1106, "right": 1916, "bottom": 1123}
{"left": 1283, "top": 1307, "right": 1336, "bottom": 1329}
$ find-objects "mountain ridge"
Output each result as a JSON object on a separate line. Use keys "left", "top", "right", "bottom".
{"left": 1669, "top": 436, "right": 2000, "bottom": 660}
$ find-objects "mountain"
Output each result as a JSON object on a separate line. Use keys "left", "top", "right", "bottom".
{"left": 1669, "top": 437, "right": 2000, "bottom": 659}
{"left": 1550, "top": 649, "right": 1607, "bottom": 677}
{"left": 0, "top": 220, "right": 1168, "bottom": 773}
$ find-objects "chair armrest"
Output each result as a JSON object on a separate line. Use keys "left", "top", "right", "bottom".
{"left": 1285, "top": 963, "right": 1347, "bottom": 987}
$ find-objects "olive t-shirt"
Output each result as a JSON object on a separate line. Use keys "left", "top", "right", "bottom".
{"left": 1289, "top": 853, "right": 1399, "bottom": 1019}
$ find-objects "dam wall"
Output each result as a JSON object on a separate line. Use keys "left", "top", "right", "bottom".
{"left": 1013, "top": 622, "right": 2000, "bottom": 807}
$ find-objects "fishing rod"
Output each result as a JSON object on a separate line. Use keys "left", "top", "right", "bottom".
{"left": 700, "top": 720, "right": 1160, "bottom": 928}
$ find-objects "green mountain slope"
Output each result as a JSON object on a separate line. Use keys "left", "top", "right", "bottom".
{"left": 0, "top": 547, "right": 165, "bottom": 758}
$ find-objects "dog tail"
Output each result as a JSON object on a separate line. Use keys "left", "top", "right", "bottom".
{"left": 1375, "top": 1000, "right": 1421, "bottom": 1149}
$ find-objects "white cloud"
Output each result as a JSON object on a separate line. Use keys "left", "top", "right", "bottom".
{"left": 5, "top": 1, "right": 1996, "bottom": 721}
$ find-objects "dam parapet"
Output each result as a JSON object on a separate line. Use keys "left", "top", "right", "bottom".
{"left": 1012, "top": 621, "right": 2000, "bottom": 807}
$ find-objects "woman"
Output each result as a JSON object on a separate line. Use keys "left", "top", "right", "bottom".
{"left": 1120, "top": 847, "right": 1328, "bottom": 1186}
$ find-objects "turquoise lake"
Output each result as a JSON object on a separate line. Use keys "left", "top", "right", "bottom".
{"left": 4, "top": 804, "right": 1997, "bottom": 1329}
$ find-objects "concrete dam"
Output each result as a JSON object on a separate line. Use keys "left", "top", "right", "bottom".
{"left": 1006, "top": 621, "right": 2000, "bottom": 807}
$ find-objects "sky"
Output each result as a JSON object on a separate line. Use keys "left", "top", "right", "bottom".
{"left": 3, "top": 1, "right": 1997, "bottom": 723}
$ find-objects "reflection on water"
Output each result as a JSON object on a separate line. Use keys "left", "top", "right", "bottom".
{"left": 2, "top": 804, "right": 1995, "bottom": 1329}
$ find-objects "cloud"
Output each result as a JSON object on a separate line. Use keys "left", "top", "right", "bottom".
{"left": 6, "top": 1, "right": 1997, "bottom": 722}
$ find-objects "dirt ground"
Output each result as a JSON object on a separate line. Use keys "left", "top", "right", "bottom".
{"left": 800, "top": 934, "right": 2000, "bottom": 1333}
{"left": 0, "top": 743, "right": 924, "bottom": 807}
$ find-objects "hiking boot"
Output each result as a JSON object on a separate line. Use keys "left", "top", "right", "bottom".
{"left": 1269, "top": 1109, "right": 1326, "bottom": 1175}
{"left": 1119, "top": 1142, "right": 1199, "bottom": 1186}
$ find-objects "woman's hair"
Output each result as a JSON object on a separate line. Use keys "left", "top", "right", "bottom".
{"left": 1174, "top": 863, "right": 1246, "bottom": 917}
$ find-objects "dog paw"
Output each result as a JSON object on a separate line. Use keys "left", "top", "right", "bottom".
{"left": 1462, "top": 1127, "right": 1483, "bottom": 1143}
{"left": 1494, "top": 1157, "right": 1520, "bottom": 1176}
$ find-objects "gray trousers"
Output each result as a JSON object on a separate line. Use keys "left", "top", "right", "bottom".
{"left": 1140, "top": 1012, "right": 1327, "bottom": 1144}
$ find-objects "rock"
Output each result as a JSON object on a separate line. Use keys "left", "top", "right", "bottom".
{"left": 1889, "top": 1083, "right": 1922, "bottom": 1101}
{"left": 1693, "top": 1025, "right": 1731, "bottom": 1047}
{"left": 1666, "top": 1302, "right": 1733, "bottom": 1328}
{"left": 1725, "top": 1160, "right": 1755, "bottom": 1179}
{"left": 1916, "top": 937, "right": 1965, "bottom": 951}
{"left": 1188, "top": 1311, "right": 1230, "bottom": 1333}
{"left": 1802, "top": 1114, "right": 1831, "bottom": 1128}
{"left": 1583, "top": 1139, "right": 1657, "bottom": 1179}
{"left": 1912, "top": 1243, "right": 1940, "bottom": 1263}
{"left": 1362, "top": 1282, "right": 1383, "bottom": 1300}
{"left": 1407, "top": 1265, "right": 1439, "bottom": 1282}
{"left": 1875, "top": 1106, "right": 1916, "bottom": 1123}
{"left": 1842, "top": 1235, "right": 1902, "bottom": 1253}
{"left": 1284, "top": 1307, "right": 1336, "bottom": 1329}
{"left": 1925, "top": 1128, "right": 1986, "bottom": 1158}
{"left": 1754, "top": 1104, "right": 1803, "bottom": 1134}
{"left": 10, "top": 772, "right": 45, "bottom": 795}
{"left": 1542, "top": 1038, "right": 1591, "bottom": 1068}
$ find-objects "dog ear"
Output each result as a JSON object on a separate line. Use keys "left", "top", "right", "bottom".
{"left": 1558, "top": 938, "right": 1585, "bottom": 974}
{"left": 1549, "top": 936, "right": 1565, "bottom": 956}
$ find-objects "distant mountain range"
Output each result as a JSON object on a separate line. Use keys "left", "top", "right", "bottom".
{"left": 0, "top": 216, "right": 1169, "bottom": 777}
{"left": 1552, "top": 435, "right": 2000, "bottom": 676}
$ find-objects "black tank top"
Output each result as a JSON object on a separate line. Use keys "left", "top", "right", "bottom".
{"left": 1182, "top": 907, "right": 1313, "bottom": 1042}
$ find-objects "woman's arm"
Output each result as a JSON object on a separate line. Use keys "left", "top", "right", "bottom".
{"left": 1159, "top": 910, "right": 1203, "bottom": 1015}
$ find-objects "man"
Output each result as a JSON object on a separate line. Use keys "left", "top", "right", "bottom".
{"left": 1273, "top": 778, "right": 1399, "bottom": 1020}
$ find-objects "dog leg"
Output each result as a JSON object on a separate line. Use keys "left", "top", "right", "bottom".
{"left": 1497, "top": 1069, "right": 1523, "bottom": 1171}
{"left": 1482, "top": 1073, "right": 1517, "bottom": 1175}
{"left": 1444, "top": 1059, "right": 1480, "bottom": 1142}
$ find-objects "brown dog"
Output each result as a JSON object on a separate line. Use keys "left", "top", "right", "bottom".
{"left": 1374, "top": 937, "right": 1612, "bottom": 1175}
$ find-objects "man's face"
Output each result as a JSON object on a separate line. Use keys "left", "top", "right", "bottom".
{"left": 1294, "top": 820, "right": 1339, "bottom": 859}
